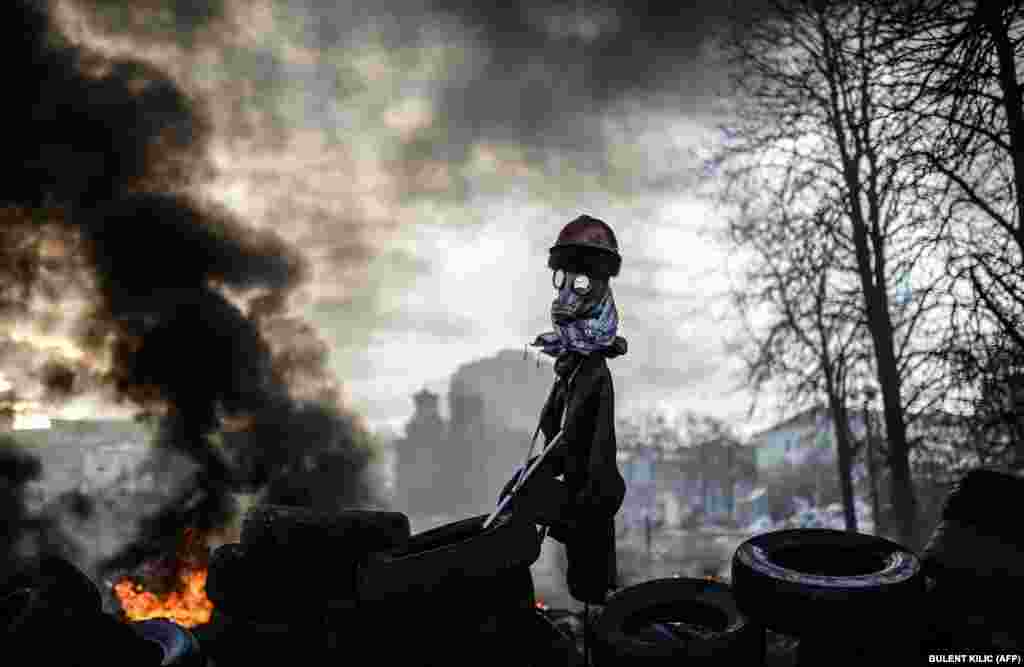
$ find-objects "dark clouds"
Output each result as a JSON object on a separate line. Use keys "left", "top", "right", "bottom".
{"left": 425, "top": 1, "right": 742, "bottom": 139}
{"left": 374, "top": 0, "right": 767, "bottom": 189}
{"left": 71, "top": 0, "right": 766, "bottom": 181}
{"left": 48, "top": 0, "right": 762, "bottom": 435}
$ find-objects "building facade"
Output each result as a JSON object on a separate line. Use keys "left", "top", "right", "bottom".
{"left": 748, "top": 405, "right": 872, "bottom": 474}
{"left": 618, "top": 437, "right": 758, "bottom": 529}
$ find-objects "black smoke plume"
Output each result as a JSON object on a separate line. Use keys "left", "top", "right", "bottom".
{"left": 1, "top": 0, "right": 379, "bottom": 576}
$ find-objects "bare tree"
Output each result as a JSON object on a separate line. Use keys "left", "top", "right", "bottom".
{"left": 885, "top": 0, "right": 1024, "bottom": 467}
{"left": 706, "top": 0, "right": 959, "bottom": 547}
{"left": 723, "top": 185, "right": 868, "bottom": 531}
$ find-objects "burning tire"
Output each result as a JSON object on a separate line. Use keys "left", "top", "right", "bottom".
{"left": 356, "top": 513, "right": 543, "bottom": 604}
{"left": 592, "top": 577, "right": 761, "bottom": 665}
{"left": 731, "top": 529, "right": 924, "bottom": 638}
{"left": 240, "top": 504, "right": 411, "bottom": 562}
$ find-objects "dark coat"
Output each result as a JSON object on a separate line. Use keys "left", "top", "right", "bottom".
{"left": 527, "top": 347, "right": 627, "bottom": 604}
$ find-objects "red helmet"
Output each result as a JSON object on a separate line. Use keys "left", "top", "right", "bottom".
{"left": 548, "top": 215, "right": 621, "bottom": 279}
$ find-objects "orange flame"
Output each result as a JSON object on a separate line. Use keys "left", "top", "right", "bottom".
{"left": 113, "top": 567, "right": 213, "bottom": 628}
{"left": 113, "top": 528, "right": 214, "bottom": 628}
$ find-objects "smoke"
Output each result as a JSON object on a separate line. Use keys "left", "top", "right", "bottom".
{"left": 1, "top": 0, "right": 381, "bottom": 576}
{"left": 0, "top": 441, "right": 80, "bottom": 580}
{"left": 423, "top": 2, "right": 733, "bottom": 151}
{"left": 58, "top": 0, "right": 771, "bottom": 202}
{"left": 36, "top": 2, "right": 773, "bottom": 429}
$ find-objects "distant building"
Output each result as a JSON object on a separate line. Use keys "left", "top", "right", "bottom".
{"left": 392, "top": 350, "right": 554, "bottom": 520}
{"left": 407, "top": 389, "right": 446, "bottom": 445}
{"left": 618, "top": 437, "right": 757, "bottom": 528}
{"left": 748, "top": 405, "right": 869, "bottom": 474}
{"left": 393, "top": 389, "right": 449, "bottom": 516}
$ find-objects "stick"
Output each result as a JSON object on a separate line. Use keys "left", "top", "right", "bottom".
{"left": 485, "top": 361, "right": 580, "bottom": 531}
{"left": 585, "top": 602, "right": 591, "bottom": 666}
{"left": 521, "top": 381, "right": 558, "bottom": 467}
{"left": 482, "top": 429, "right": 565, "bottom": 530}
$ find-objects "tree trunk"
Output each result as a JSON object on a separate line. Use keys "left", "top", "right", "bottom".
{"left": 867, "top": 289, "right": 918, "bottom": 548}
{"left": 828, "top": 395, "right": 858, "bottom": 532}
{"left": 819, "top": 8, "right": 919, "bottom": 549}
{"left": 843, "top": 188, "right": 917, "bottom": 547}
{"left": 864, "top": 404, "right": 883, "bottom": 536}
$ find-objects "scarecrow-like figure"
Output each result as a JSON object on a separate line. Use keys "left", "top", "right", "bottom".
{"left": 502, "top": 214, "right": 627, "bottom": 605}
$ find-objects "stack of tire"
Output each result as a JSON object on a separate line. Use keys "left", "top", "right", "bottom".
{"left": 591, "top": 577, "right": 764, "bottom": 666}
{"left": 357, "top": 512, "right": 546, "bottom": 664}
{"left": 730, "top": 528, "right": 926, "bottom": 666}
{"left": 2, "top": 555, "right": 203, "bottom": 666}
{"left": 559, "top": 466, "right": 1024, "bottom": 665}
{"left": 587, "top": 528, "right": 928, "bottom": 666}
{"left": 920, "top": 467, "right": 1024, "bottom": 652}
{"left": 206, "top": 504, "right": 548, "bottom": 666}
{"left": 204, "top": 504, "right": 411, "bottom": 666}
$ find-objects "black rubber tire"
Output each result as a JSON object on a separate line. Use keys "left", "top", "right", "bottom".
{"left": 241, "top": 504, "right": 411, "bottom": 561}
{"left": 592, "top": 577, "right": 761, "bottom": 665}
{"left": 528, "top": 608, "right": 585, "bottom": 666}
{"left": 938, "top": 468, "right": 1024, "bottom": 532}
{"left": 357, "top": 513, "right": 542, "bottom": 604}
{"left": 3, "top": 556, "right": 102, "bottom": 614}
{"left": 1, "top": 555, "right": 106, "bottom": 661}
{"left": 5, "top": 602, "right": 167, "bottom": 667}
{"left": 732, "top": 529, "right": 924, "bottom": 637}
{"left": 206, "top": 542, "right": 355, "bottom": 621}
{"left": 202, "top": 608, "right": 334, "bottom": 667}
{"left": 0, "top": 587, "right": 33, "bottom": 632}
{"left": 920, "top": 469, "right": 1024, "bottom": 648}
{"left": 923, "top": 467, "right": 1024, "bottom": 579}
{"left": 130, "top": 619, "right": 203, "bottom": 666}
{"left": 354, "top": 567, "right": 540, "bottom": 666}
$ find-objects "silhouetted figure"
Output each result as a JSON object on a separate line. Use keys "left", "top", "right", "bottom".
{"left": 504, "top": 215, "right": 629, "bottom": 607}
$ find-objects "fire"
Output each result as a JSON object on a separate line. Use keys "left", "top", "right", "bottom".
{"left": 113, "top": 528, "right": 214, "bottom": 628}
{"left": 114, "top": 567, "right": 213, "bottom": 628}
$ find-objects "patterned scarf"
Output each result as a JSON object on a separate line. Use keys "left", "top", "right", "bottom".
{"left": 533, "top": 289, "right": 619, "bottom": 358}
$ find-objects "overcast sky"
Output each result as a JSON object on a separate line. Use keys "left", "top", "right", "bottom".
{"left": 20, "top": 0, "right": 777, "bottom": 435}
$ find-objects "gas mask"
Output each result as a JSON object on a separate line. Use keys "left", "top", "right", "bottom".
{"left": 534, "top": 214, "right": 623, "bottom": 359}
{"left": 551, "top": 269, "right": 608, "bottom": 325}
